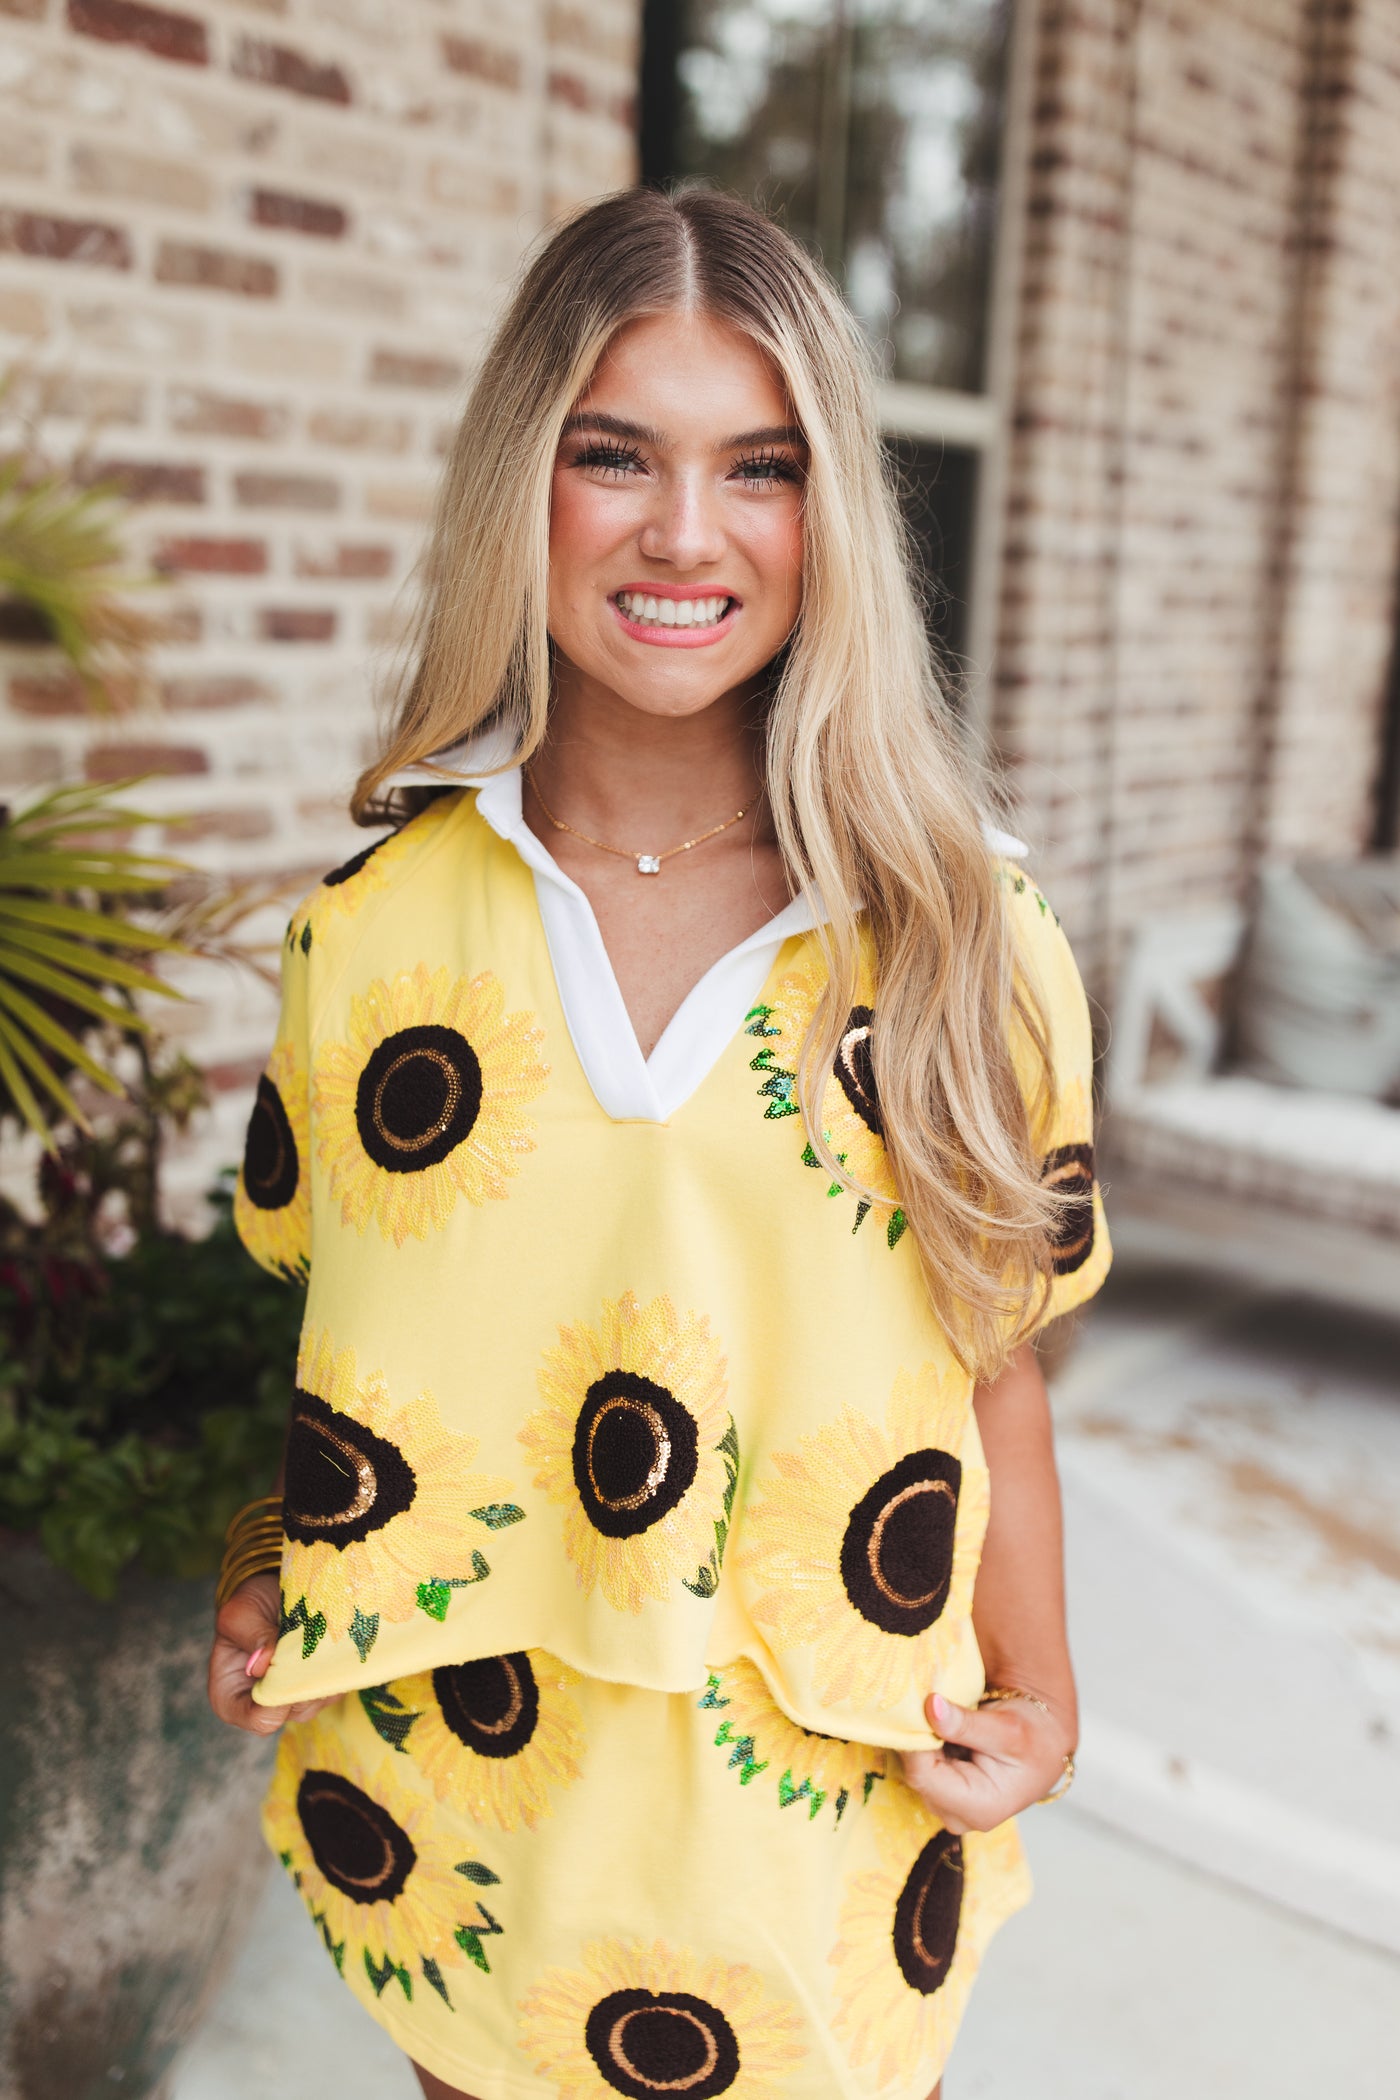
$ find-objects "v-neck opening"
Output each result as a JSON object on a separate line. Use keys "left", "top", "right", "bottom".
{"left": 428, "top": 750, "right": 817, "bottom": 1124}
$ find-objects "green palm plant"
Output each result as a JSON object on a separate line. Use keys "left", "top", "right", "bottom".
{"left": 0, "top": 780, "right": 183, "bottom": 1140}
{"left": 0, "top": 456, "right": 164, "bottom": 702}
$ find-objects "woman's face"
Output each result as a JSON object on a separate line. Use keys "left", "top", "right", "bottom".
{"left": 547, "top": 309, "right": 806, "bottom": 721}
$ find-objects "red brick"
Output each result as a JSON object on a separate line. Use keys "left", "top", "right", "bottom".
{"left": 85, "top": 742, "right": 209, "bottom": 781}
{"left": 155, "top": 536, "right": 268, "bottom": 575}
{"left": 86, "top": 459, "right": 206, "bottom": 503}
{"left": 155, "top": 240, "right": 278, "bottom": 298}
{"left": 171, "top": 806, "right": 274, "bottom": 842}
{"left": 258, "top": 607, "right": 336, "bottom": 642}
{"left": 369, "top": 347, "right": 462, "bottom": 390}
{"left": 234, "top": 471, "right": 339, "bottom": 511}
{"left": 68, "top": 0, "right": 207, "bottom": 65}
{"left": 160, "top": 672, "right": 274, "bottom": 709}
{"left": 169, "top": 388, "right": 289, "bottom": 441}
{"left": 203, "top": 1053, "right": 265, "bottom": 1092}
{"left": 231, "top": 35, "right": 352, "bottom": 105}
{"left": 293, "top": 542, "right": 394, "bottom": 580}
{"left": 250, "top": 188, "right": 348, "bottom": 239}
{"left": 0, "top": 0, "right": 47, "bottom": 18}
{"left": 9, "top": 671, "right": 89, "bottom": 715}
{"left": 546, "top": 69, "right": 633, "bottom": 127}
{"left": 0, "top": 210, "right": 131, "bottom": 270}
{"left": 440, "top": 34, "right": 521, "bottom": 90}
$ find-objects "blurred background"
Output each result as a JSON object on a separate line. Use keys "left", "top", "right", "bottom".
{"left": 0, "top": 2, "right": 1396, "bottom": 2096}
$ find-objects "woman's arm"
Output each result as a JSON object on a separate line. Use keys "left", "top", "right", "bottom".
{"left": 207, "top": 1457, "right": 334, "bottom": 1737}
{"left": 900, "top": 1343, "right": 1078, "bottom": 1830}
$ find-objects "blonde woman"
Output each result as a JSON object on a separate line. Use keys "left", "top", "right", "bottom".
{"left": 210, "top": 186, "right": 1109, "bottom": 2100}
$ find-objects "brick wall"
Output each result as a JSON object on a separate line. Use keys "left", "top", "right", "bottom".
{"left": 0, "top": 0, "right": 637, "bottom": 1210}
{"left": 993, "top": 0, "right": 1400, "bottom": 994}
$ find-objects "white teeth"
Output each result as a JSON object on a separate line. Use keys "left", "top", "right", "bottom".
{"left": 617, "top": 592, "right": 731, "bottom": 626}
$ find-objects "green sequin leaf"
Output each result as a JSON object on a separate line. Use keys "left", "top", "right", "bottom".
{"left": 455, "top": 1860, "right": 501, "bottom": 1886}
{"left": 456, "top": 1929, "right": 490, "bottom": 1974}
{"left": 421, "top": 1957, "right": 451, "bottom": 2008}
{"left": 359, "top": 1685, "right": 420, "bottom": 1754}
{"left": 299, "top": 920, "right": 312, "bottom": 955}
{"left": 743, "top": 1003, "right": 781, "bottom": 1038}
{"left": 887, "top": 1208, "right": 908, "bottom": 1250}
{"left": 311, "top": 1909, "right": 345, "bottom": 1972}
{"left": 697, "top": 1673, "right": 729, "bottom": 1712}
{"left": 278, "top": 1593, "right": 326, "bottom": 1659}
{"left": 348, "top": 1608, "right": 379, "bottom": 1663}
{"left": 415, "top": 1579, "right": 450, "bottom": 1621}
{"left": 364, "top": 1949, "right": 411, "bottom": 2000}
{"left": 469, "top": 1503, "right": 525, "bottom": 1530}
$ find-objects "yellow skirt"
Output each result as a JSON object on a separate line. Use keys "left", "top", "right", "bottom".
{"left": 264, "top": 1652, "right": 1030, "bottom": 2099}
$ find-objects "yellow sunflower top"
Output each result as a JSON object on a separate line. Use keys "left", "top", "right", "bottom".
{"left": 241, "top": 791, "right": 1108, "bottom": 1737}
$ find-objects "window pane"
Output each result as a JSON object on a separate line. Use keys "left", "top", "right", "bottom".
{"left": 661, "top": 0, "right": 1010, "bottom": 394}
{"left": 846, "top": 0, "right": 1010, "bottom": 393}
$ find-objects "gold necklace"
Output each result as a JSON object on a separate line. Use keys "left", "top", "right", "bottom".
{"left": 525, "top": 768, "right": 761, "bottom": 877}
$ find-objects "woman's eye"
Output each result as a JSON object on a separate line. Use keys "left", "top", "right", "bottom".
{"left": 732, "top": 451, "right": 801, "bottom": 489}
{"left": 572, "top": 444, "right": 645, "bottom": 479}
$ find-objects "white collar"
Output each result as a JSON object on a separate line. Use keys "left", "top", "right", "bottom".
{"left": 390, "top": 730, "right": 1026, "bottom": 1123}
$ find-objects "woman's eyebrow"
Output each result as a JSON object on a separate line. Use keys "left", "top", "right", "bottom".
{"left": 560, "top": 410, "right": 807, "bottom": 453}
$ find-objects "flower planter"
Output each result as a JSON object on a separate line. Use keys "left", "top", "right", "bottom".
{"left": 0, "top": 1541, "right": 273, "bottom": 2100}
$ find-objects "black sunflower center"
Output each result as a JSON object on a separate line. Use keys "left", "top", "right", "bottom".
{"left": 322, "top": 836, "right": 388, "bottom": 888}
{"left": 839, "top": 1449, "right": 962, "bottom": 1636}
{"left": 283, "top": 1389, "right": 417, "bottom": 1549}
{"left": 297, "top": 1768, "right": 415, "bottom": 1906}
{"left": 834, "top": 1005, "right": 883, "bottom": 1137}
{"left": 1040, "top": 1142, "right": 1096, "bottom": 1274}
{"left": 892, "top": 1830, "right": 964, "bottom": 1994}
{"left": 354, "top": 1023, "right": 483, "bottom": 1173}
{"left": 572, "top": 1372, "right": 700, "bottom": 1540}
{"left": 585, "top": 1988, "right": 740, "bottom": 2098}
{"left": 242, "top": 1073, "right": 299, "bottom": 1211}
{"left": 433, "top": 1653, "right": 539, "bottom": 1759}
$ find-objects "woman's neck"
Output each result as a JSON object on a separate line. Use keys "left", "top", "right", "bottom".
{"left": 529, "top": 669, "right": 768, "bottom": 845}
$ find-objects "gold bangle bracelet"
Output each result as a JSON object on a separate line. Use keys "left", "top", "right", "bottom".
{"left": 978, "top": 1684, "right": 1055, "bottom": 1721}
{"left": 1037, "top": 1754, "right": 1076, "bottom": 1805}
{"left": 215, "top": 1547, "right": 283, "bottom": 1610}
{"left": 223, "top": 1494, "right": 283, "bottom": 1545}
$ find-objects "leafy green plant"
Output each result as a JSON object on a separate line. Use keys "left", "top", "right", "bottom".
{"left": 0, "top": 369, "right": 165, "bottom": 703}
{"left": 0, "top": 782, "right": 183, "bottom": 1140}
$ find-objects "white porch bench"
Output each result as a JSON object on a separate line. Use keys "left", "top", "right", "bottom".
{"left": 1102, "top": 909, "right": 1400, "bottom": 1316}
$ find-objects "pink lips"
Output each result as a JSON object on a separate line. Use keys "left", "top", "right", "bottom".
{"left": 609, "top": 583, "right": 740, "bottom": 650}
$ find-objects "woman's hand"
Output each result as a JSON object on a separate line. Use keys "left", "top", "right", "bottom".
{"left": 207, "top": 1572, "right": 335, "bottom": 1737}
{"left": 899, "top": 1689, "right": 1074, "bottom": 1834}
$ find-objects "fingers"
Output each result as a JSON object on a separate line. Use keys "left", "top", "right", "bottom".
{"left": 899, "top": 1689, "right": 1065, "bottom": 1832}
{"left": 926, "top": 1691, "right": 1030, "bottom": 1758}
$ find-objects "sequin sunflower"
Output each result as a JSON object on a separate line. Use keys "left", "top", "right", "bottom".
{"left": 520, "top": 1292, "right": 734, "bottom": 1615}
{"left": 518, "top": 1935, "right": 807, "bottom": 2100}
{"left": 277, "top": 1329, "right": 521, "bottom": 1645}
{"left": 829, "top": 1781, "right": 1029, "bottom": 2089}
{"left": 698, "top": 1658, "right": 887, "bottom": 1822}
{"left": 265, "top": 1709, "right": 508, "bottom": 2008}
{"left": 738, "top": 1363, "right": 986, "bottom": 1710}
{"left": 743, "top": 946, "right": 904, "bottom": 1242}
{"left": 389, "top": 1649, "right": 586, "bottom": 1833}
{"left": 234, "top": 1033, "right": 311, "bottom": 1281}
{"left": 1036, "top": 1073, "right": 1100, "bottom": 1280}
{"left": 314, "top": 962, "right": 547, "bottom": 1246}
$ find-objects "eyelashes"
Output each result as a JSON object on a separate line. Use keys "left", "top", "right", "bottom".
{"left": 565, "top": 442, "right": 803, "bottom": 489}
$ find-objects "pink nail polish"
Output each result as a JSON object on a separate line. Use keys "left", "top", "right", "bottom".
{"left": 932, "top": 1693, "right": 950, "bottom": 1728}
{"left": 245, "top": 1646, "right": 267, "bottom": 1678}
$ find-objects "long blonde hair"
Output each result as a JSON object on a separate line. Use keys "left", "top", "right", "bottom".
{"left": 355, "top": 186, "right": 1058, "bottom": 1379}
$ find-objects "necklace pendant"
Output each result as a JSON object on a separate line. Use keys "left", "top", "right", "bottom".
{"left": 636, "top": 854, "right": 662, "bottom": 876}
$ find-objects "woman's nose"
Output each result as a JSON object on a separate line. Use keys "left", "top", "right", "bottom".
{"left": 636, "top": 469, "right": 727, "bottom": 570}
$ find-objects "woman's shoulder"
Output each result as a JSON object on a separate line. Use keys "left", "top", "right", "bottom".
{"left": 285, "top": 788, "right": 480, "bottom": 964}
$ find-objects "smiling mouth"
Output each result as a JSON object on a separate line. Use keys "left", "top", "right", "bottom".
{"left": 612, "top": 590, "right": 735, "bottom": 631}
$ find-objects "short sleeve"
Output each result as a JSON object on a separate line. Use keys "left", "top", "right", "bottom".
{"left": 1003, "top": 869, "right": 1112, "bottom": 1326}
{"left": 233, "top": 922, "right": 312, "bottom": 1283}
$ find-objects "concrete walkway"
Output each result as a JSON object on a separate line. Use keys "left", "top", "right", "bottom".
{"left": 174, "top": 1261, "right": 1400, "bottom": 2097}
